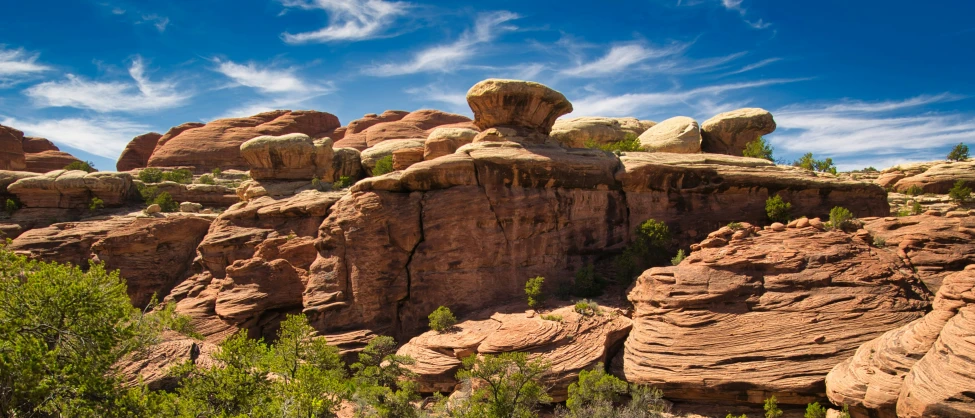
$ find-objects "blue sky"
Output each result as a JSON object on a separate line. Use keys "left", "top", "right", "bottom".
{"left": 1, "top": 0, "right": 973, "bottom": 171}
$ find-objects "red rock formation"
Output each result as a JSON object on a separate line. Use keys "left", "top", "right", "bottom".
{"left": 24, "top": 151, "right": 83, "bottom": 173}
{"left": 333, "top": 109, "right": 473, "bottom": 150}
{"left": 118, "top": 330, "right": 219, "bottom": 390}
{"left": 0, "top": 125, "right": 27, "bottom": 171}
{"left": 148, "top": 111, "right": 340, "bottom": 172}
{"left": 887, "top": 160, "right": 975, "bottom": 194}
{"left": 466, "top": 79, "right": 572, "bottom": 141}
{"left": 617, "top": 226, "right": 930, "bottom": 405}
{"left": 332, "top": 110, "right": 410, "bottom": 141}
{"left": 21, "top": 137, "right": 58, "bottom": 153}
{"left": 117, "top": 132, "right": 162, "bottom": 171}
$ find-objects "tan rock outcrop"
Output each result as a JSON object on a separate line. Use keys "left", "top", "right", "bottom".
{"left": 466, "top": 79, "right": 572, "bottom": 141}
{"left": 618, "top": 227, "right": 931, "bottom": 405}
{"left": 0, "top": 125, "right": 27, "bottom": 171}
{"left": 117, "top": 132, "right": 162, "bottom": 171}
{"left": 889, "top": 160, "right": 975, "bottom": 194}
{"left": 333, "top": 109, "right": 472, "bottom": 150}
{"left": 240, "top": 133, "right": 335, "bottom": 181}
{"left": 700, "top": 108, "right": 776, "bottom": 156}
{"left": 826, "top": 268, "right": 975, "bottom": 417}
{"left": 331, "top": 110, "right": 410, "bottom": 141}
{"left": 148, "top": 110, "right": 340, "bottom": 172}
{"left": 151, "top": 182, "right": 239, "bottom": 207}
{"left": 423, "top": 127, "right": 478, "bottom": 161}
{"left": 550, "top": 117, "right": 655, "bottom": 148}
{"left": 360, "top": 139, "right": 425, "bottom": 174}
{"left": 7, "top": 170, "right": 134, "bottom": 209}
{"left": 638, "top": 116, "right": 701, "bottom": 153}
{"left": 21, "top": 137, "right": 58, "bottom": 153}
{"left": 398, "top": 304, "right": 631, "bottom": 400}
{"left": 25, "top": 150, "right": 83, "bottom": 174}
{"left": 392, "top": 146, "right": 424, "bottom": 171}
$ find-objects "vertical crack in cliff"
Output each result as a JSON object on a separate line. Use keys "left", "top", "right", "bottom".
{"left": 396, "top": 192, "right": 426, "bottom": 334}
{"left": 471, "top": 161, "right": 512, "bottom": 248}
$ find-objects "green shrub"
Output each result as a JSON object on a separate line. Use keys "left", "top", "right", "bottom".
{"left": 829, "top": 206, "right": 856, "bottom": 231}
{"left": 451, "top": 352, "right": 551, "bottom": 418}
{"left": 948, "top": 142, "right": 970, "bottom": 161}
{"left": 88, "top": 197, "right": 105, "bottom": 211}
{"left": 161, "top": 168, "right": 193, "bottom": 184}
{"left": 872, "top": 236, "right": 887, "bottom": 248}
{"left": 541, "top": 314, "right": 562, "bottom": 322}
{"left": 793, "top": 153, "right": 836, "bottom": 174}
{"left": 585, "top": 133, "right": 644, "bottom": 153}
{"left": 4, "top": 198, "right": 19, "bottom": 214}
{"left": 428, "top": 306, "right": 457, "bottom": 332}
{"left": 727, "top": 221, "right": 744, "bottom": 231}
{"left": 904, "top": 184, "right": 924, "bottom": 196}
{"left": 566, "top": 364, "right": 629, "bottom": 414}
{"left": 211, "top": 167, "right": 223, "bottom": 177}
{"left": 764, "top": 396, "right": 783, "bottom": 418}
{"left": 525, "top": 276, "right": 545, "bottom": 308}
{"left": 573, "top": 264, "right": 605, "bottom": 298}
{"left": 64, "top": 160, "right": 96, "bottom": 172}
{"left": 804, "top": 402, "right": 827, "bottom": 418}
{"left": 742, "top": 136, "right": 774, "bottom": 161}
{"left": 196, "top": 174, "right": 215, "bottom": 185}
{"left": 726, "top": 414, "right": 747, "bottom": 418}
{"left": 138, "top": 168, "right": 164, "bottom": 183}
{"left": 152, "top": 192, "right": 179, "bottom": 213}
{"left": 311, "top": 177, "right": 325, "bottom": 191}
{"left": 912, "top": 200, "right": 923, "bottom": 215}
{"left": 614, "top": 219, "right": 673, "bottom": 286}
{"left": 574, "top": 299, "right": 600, "bottom": 316}
{"left": 373, "top": 155, "right": 394, "bottom": 176}
{"left": 333, "top": 175, "right": 354, "bottom": 189}
{"left": 766, "top": 195, "right": 792, "bottom": 223}
{"left": 949, "top": 180, "right": 972, "bottom": 203}
{"left": 671, "top": 249, "right": 686, "bottom": 266}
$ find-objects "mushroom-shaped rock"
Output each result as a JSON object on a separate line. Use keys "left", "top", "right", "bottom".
{"left": 117, "top": 132, "right": 162, "bottom": 171}
{"left": 424, "top": 127, "right": 478, "bottom": 161}
{"left": 701, "top": 108, "right": 776, "bottom": 156}
{"left": 466, "top": 79, "right": 573, "bottom": 141}
{"left": 638, "top": 116, "right": 702, "bottom": 153}
{"left": 240, "top": 133, "right": 335, "bottom": 181}
{"left": 550, "top": 117, "right": 656, "bottom": 148}
{"left": 360, "top": 139, "right": 425, "bottom": 174}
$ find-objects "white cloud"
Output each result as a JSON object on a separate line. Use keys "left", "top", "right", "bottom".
{"left": 213, "top": 59, "right": 332, "bottom": 94}
{"left": 723, "top": 57, "right": 781, "bottom": 75}
{"left": 404, "top": 84, "right": 470, "bottom": 115}
{"left": 279, "top": 0, "right": 410, "bottom": 44}
{"left": 142, "top": 14, "right": 170, "bottom": 32}
{"left": 0, "top": 116, "right": 150, "bottom": 159}
{"left": 570, "top": 78, "right": 806, "bottom": 117}
{"left": 0, "top": 47, "right": 51, "bottom": 86}
{"left": 771, "top": 95, "right": 975, "bottom": 168}
{"left": 722, "top": 0, "right": 744, "bottom": 14}
{"left": 560, "top": 42, "right": 688, "bottom": 77}
{"left": 363, "top": 11, "right": 520, "bottom": 76}
{"left": 25, "top": 56, "right": 191, "bottom": 112}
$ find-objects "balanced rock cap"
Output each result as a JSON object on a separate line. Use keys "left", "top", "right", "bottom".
{"left": 466, "top": 79, "right": 573, "bottom": 136}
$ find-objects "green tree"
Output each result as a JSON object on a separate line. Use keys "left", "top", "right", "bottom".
{"left": 764, "top": 396, "right": 783, "bottom": 418}
{"left": 742, "top": 137, "right": 774, "bottom": 161}
{"left": 268, "top": 314, "right": 347, "bottom": 418}
{"left": 525, "top": 276, "right": 545, "bottom": 308}
{"left": 804, "top": 402, "right": 827, "bottom": 418}
{"left": 947, "top": 143, "right": 970, "bottom": 161}
{"left": 949, "top": 180, "right": 972, "bottom": 203}
{"left": 765, "top": 195, "right": 792, "bottom": 223}
{"left": 351, "top": 336, "right": 421, "bottom": 418}
{"left": 152, "top": 192, "right": 179, "bottom": 213}
{"left": 451, "top": 352, "right": 551, "bottom": 418}
{"left": 351, "top": 336, "right": 415, "bottom": 390}
{"left": 614, "top": 219, "right": 673, "bottom": 287}
{"left": 373, "top": 155, "right": 395, "bottom": 176}
{"left": 670, "top": 249, "right": 686, "bottom": 266}
{"left": 428, "top": 306, "right": 458, "bottom": 332}
{"left": 64, "top": 160, "right": 97, "bottom": 172}
{"left": 793, "top": 153, "right": 837, "bottom": 174}
{"left": 334, "top": 175, "right": 354, "bottom": 189}
{"left": 565, "top": 364, "right": 628, "bottom": 414}
{"left": 138, "top": 168, "right": 165, "bottom": 183}
{"left": 4, "top": 198, "right": 19, "bottom": 214}
{"left": 829, "top": 206, "right": 856, "bottom": 231}
{"left": 0, "top": 246, "right": 150, "bottom": 417}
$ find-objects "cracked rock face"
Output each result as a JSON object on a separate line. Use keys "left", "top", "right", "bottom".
{"left": 466, "top": 79, "right": 573, "bottom": 142}
{"left": 616, "top": 227, "right": 931, "bottom": 405}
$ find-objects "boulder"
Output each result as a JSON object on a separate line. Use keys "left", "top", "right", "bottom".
{"left": 700, "top": 108, "right": 777, "bottom": 156}
{"left": 826, "top": 268, "right": 975, "bottom": 417}
{"left": 550, "top": 117, "right": 655, "bottom": 148}
{"left": 360, "top": 139, "right": 425, "bottom": 174}
{"left": 617, "top": 227, "right": 931, "bottom": 405}
{"left": 333, "top": 110, "right": 472, "bottom": 150}
{"left": 423, "top": 127, "right": 478, "bottom": 161}
{"left": 398, "top": 304, "right": 631, "bottom": 400}
{"left": 116, "top": 132, "right": 162, "bottom": 171}
{"left": 637, "top": 116, "right": 702, "bottom": 153}
{"left": 148, "top": 110, "right": 341, "bottom": 172}
{"left": 0, "top": 125, "right": 27, "bottom": 171}
{"left": 180, "top": 202, "right": 203, "bottom": 213}
{"left": 239, "top": 133, "right": 335, "bottom": 181}
{"left": 392, "top": 147, "right": 424, "bottom": 171}
{"left": 466, "top": 79, "right": 573, "bottom": 141}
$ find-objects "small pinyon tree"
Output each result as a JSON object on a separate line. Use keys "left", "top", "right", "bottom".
{"left": 766, "top": 195, "right": 792, "bottom": 223}
{"left": 428, "top": 305, "right": 457, "bottom": 332}
{"left": 525, "top": 276, "right": 545, "bottom": 308}
{"left": 742, "top": 136, "right": 774, "bottom": 161}
{"left": 947, "top": 142, "right": 970, "bottom": 161}
{"left": 949, "top": 180, "right": 972, "bottom": 203}
{"left": 829, "top": 206, "right": 856, "bottom": 231}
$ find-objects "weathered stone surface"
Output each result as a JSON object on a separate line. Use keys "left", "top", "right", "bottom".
{"left": 148, "top": 110, "right": 341, "bottom": 172}
{"left": 152, "top": 182, "right": 238, "bottom": 207}
{"left": 700, "top": 108, "right": 776, "bottom": 156}
{"left": 25, "top": 150, "right": 83, "bottom": 174}
{"left": 466, "top": 79, "right": 573, "bottom": 140}
{"left": 240, "top": 133, "right": 335, "bottom": 181}
{"left": 399, "top": 304, "right": 631, "bottom": 400}
{"left": 333, "top": 110, "right": 472, "bottom": 150}
{"left": 889, "top": 160, "right": 975, "bottom": 194}
{"left": 550, "top": 117, "right": 655, "bottom": 148}
{"left": 862, "top": 214, "right": 975, "bottom": 293}
{"left": 331, "top": 110, "right": 410, "bottom": 141}
{"left": 118, "top": 330, "right": 219, "bottom": 391}
{"left": 0, "top": 125, "right": 27, "bottom": 171}
{"left": 638, "top": 116, "right": 702, "bottom": 153}
{"left": 423, "top": 127, "right": 478, "bottom": 161}
{"left": 332, "top": 148, "right": 363, "bottom": 180}
{"left": 392, "top": 146, "right": 424, "bottom": 171}
{"left": 8, "top": 170, "right": 134, "bottom": 208}
{"left": 21, "top": 137, "right": 58, "bottom": 153}
{"left": 117, "top": 132, "right": 162, "bottom": 171}
{"left": 826, "top": 268, "right": 975, "bottom": 417}
{"left": 618, "top": 227, "right": 931, "bottom": 405}
{"left": 360, "top": 139, "right": 425, "bottom": 174}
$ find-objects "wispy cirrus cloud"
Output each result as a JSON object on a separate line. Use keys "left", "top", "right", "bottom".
{"left": 210, "top": 59, "right": 335, "bottom": 119}
{"left": 279, "top": 0, "right": 411, "bottom": 44}
{"left": 141, "top": 14, "right": 170, "bottom": 32}
{"left": 24, "top": 56, "right": 191, "bottom": 112}
{"left": 560, "top": 42, "right": 689, "bottom": 77}
{"left": 722, "top": 57, "right": 781, "bottom": 75}
{"left": 0, "top": 115, "right": 150, "bottom": 159}
{"left": 0, "top": 46, "right": 52, "bottom": 87}
{"left": 771, "top": 94, "right": 975, "bottom": 169}
{"left": 363, "top": 10, "right": 520, "bottom": 76}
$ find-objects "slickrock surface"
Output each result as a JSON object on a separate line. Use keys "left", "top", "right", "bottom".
{"left": 333, "top": 109, "right": 473, "bottom": 150}
{"left": 0, "top": 125, "right": 27, "bottom": 171}
{"left": 331, "top": 110, "right": 409, "bottom": 141}
{"left": 148, "top": 110, "right": 341, "bottom": 172}
{"left": 617, "top": 227, "right": 931, "bottom": 405}
{"left": 398, "top": 304, "right": 631, "bottom": 401}
{"left": 638, "top": 116, "right": 702, "bottom": 153}
{"left": 885, "top": 160, "right": 975, "bottom": 194}
{"left": 8, "top": 170, "right": 134, "bottom": 208}
{"left": 24, "top": 150, "right": 83, "bottom": 173}
{"left": 118, "top": 330, "right": 219, "bottom": 390}
{"left": 151, "top": 182, "right": 239, "bottom": 207}
{"left": 862, "top": 213, "right": 975, "bottom": 293}
{"left": 9, "top": 215, "right": 212, "bottom": 307}
{"left": 423, "top": 127, "right": 479, "bottom": 161}
{"left": 826, "top": 267, "right": 975, "bottom": 417}
{"left": 467, "top": 79, "right": 572, "bottom": 141}
{"left": 700, "top": 108, "right": 776, "bottom": 156}
{"left": 550, "top": 117, "right": 655, "bottom": 148}
{"left": 116, "top": 132, "right": 162, "bottom": 171}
